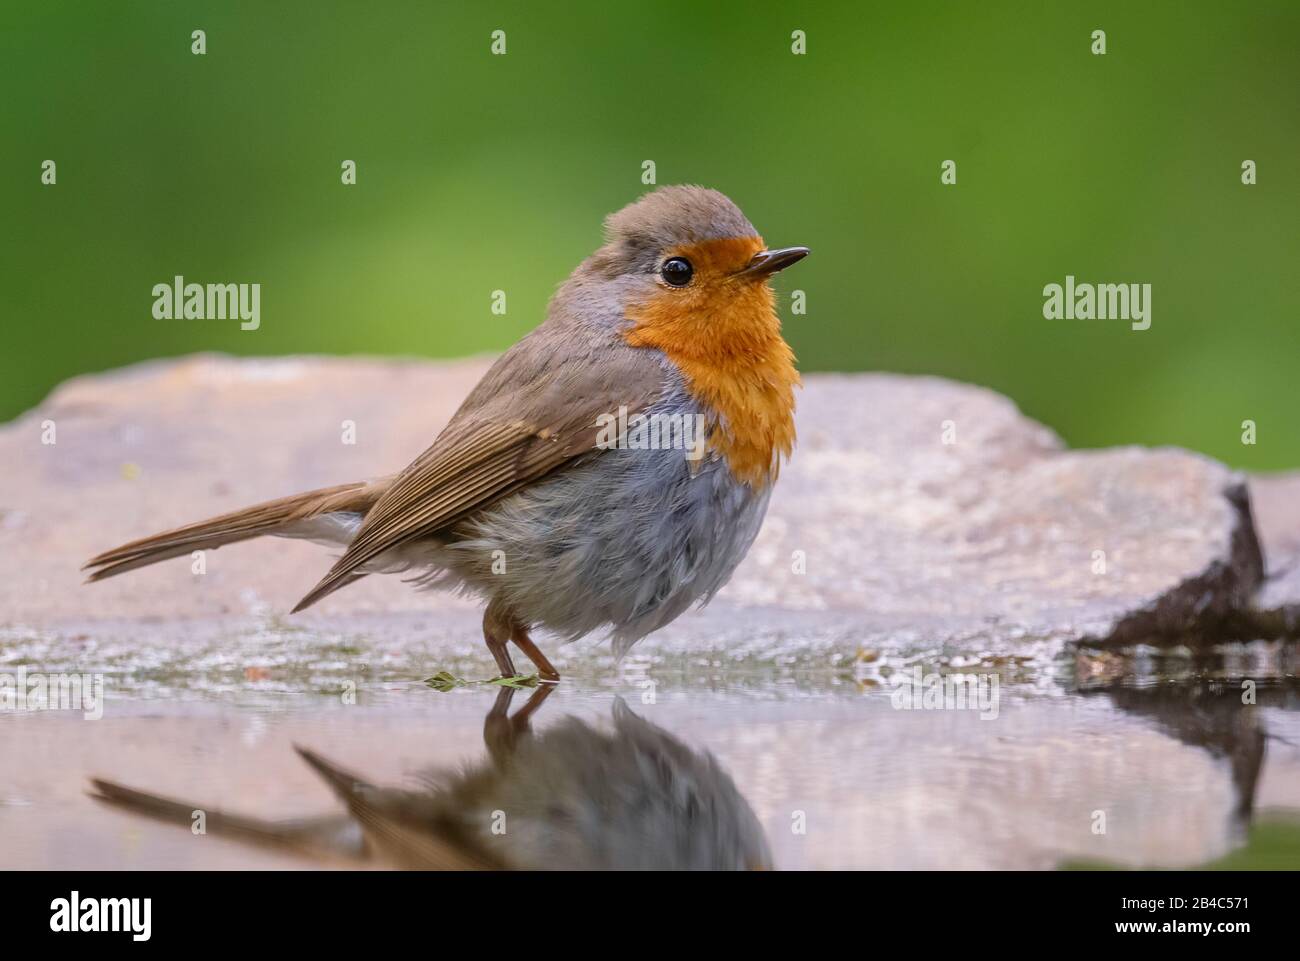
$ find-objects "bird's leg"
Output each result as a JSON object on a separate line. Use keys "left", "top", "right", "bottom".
{"left": 483, "top": 684, "right": 553, "bottom": 765}
{"left": 483, "top": 686, "right": 517, "bottom": 763}
{"left": 510, "top": 624, "right": 560, "bottom": 684}
{"left": 482, "top": 606, "right": 517, "bottom": 679}
{"left": 484, "top": 603, "right": 558, "bottom": 682}
{"left": 509, "top": 682, "right": 554, "bottom": 727}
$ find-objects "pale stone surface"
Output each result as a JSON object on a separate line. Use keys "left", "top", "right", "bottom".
{"left": 0, "top": 354, "right": 1273, "bottom": 661}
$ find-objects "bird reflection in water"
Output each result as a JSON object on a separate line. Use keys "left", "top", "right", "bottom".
{"left": 90, "top": 686, "right": 773, "bottom": 870}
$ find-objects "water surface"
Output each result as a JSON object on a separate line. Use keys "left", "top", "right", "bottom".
{"left": 2, "top": 626, "right": 1297, "bottom": 870}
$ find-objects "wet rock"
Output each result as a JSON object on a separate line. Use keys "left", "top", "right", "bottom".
{"left": 0, "top": 354, "right": 1268, "bottom": 660}
{"left": 1235, "top": 473, "right": 1300, "bottom": 638}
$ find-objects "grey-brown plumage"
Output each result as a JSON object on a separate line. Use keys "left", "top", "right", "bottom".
{"left": 84, "top": 185, "right": 808, "bottom": 677}
{"left": 90, "top": 691, "right": 773, "bottom": 871}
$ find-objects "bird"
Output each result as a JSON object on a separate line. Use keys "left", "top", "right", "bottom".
{"left": 83, "top": 185, "right": 808, "bottom": 681}
{"left": 89, "top": 688, "right": 774, "bottom": 870}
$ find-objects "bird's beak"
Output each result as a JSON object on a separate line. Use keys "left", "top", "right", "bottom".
{"left": 738, "top": 246, "right": 810, "bottom": 278}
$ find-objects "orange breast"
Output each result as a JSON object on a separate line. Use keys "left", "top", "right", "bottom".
{"left": 622, "top": 238, "right": 799, "bottom": 487}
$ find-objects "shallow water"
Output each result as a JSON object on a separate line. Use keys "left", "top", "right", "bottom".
{"left": 2, "top": 626, "right": 1298, "bottom": 870}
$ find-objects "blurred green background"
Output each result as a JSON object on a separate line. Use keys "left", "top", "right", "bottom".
{"left": 2, "top": 1, "right": 1297, "bottom": 468}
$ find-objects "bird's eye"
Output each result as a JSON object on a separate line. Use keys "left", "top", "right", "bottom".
{"left": 660, "top": 257, "right": 694, "bottom": 287}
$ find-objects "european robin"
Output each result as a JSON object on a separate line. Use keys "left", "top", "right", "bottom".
{"left": 90, "top": 687, "right": 773, "bottom": 870}
{"left": 84, "top": 185, "right": 808, "bottom": 681}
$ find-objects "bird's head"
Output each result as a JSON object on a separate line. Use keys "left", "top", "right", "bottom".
{"left": 586, "top": 185, "right": 808, "bottom": 350}
{"left": 579, "top": 185, "right": 808, "bottom": 486}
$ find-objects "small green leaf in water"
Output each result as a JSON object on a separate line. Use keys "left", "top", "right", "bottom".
{"left": 487, "top": 674, "right": 539, "bottom": 689}
{"left": 423, "top": 671, "right": 464, "bottom": 692}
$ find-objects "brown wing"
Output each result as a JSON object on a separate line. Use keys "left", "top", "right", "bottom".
{"left": 293, "top": 747, "right": 494, "bottom": 870}
{"left": 291, "top": 329, "right": 665, "bottom": 612}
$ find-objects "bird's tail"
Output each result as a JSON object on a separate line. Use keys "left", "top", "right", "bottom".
{"left": 82, "top": 479, "right": 388, "bottom": 583}
{"left": 88, "top": 777, "right": 365, "bottom": 861}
